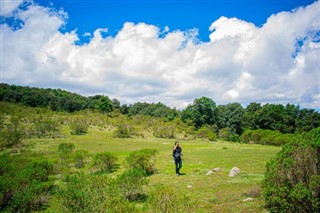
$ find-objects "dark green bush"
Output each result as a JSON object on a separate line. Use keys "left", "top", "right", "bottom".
{"left": 0, "top": 154, "right": 54, "bottom": 212}
{"left": 116, "top": 169, "right": 148, "bottom": 201}
{"left": 92, "top": 152, "right": 118, "bottom": 173}
{"left": 263, "top": 127, "right": 320, "bottom": 212}
{"left": 125, "top": 149, "right": 158, "bottom": 175}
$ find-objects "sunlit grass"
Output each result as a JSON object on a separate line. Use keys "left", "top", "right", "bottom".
{"left": 27, "top": 125, "right": 280, "bottom": 212}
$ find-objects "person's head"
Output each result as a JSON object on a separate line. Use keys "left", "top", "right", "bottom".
{"left": 175, "top": 141, "right": 179, "bottom": 146}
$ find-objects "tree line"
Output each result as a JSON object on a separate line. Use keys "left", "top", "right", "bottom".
{"left": 1, "top": 83, "right": 319, "bottom": 136}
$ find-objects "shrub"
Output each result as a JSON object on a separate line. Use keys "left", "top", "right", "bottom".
{"left": 153, "top": 124, "right": 175, "bottom": 139}
{"left": 240, "top": 129, "right": 291, "bottom": 146}
{"left": 113, "top": 124, "right": 132, "bottom": 138}
{"left": 0, "top": 116, "right": 25, "bottom": 148}
{"left": 263, "top": 127, "right": 320, "bottom": 212}
{"left": 147, "top": 185, "right": 199, "bottom": 213}
{"left": 70, "top": 116, "right": 89, "bottom": 135}
{"left": 58, "top": 142, "right": 75, "bottom": 156}
{"left": 73, "top": 149, "right": 89, "bottom": 168}
{"left": 125, "top": 149, "right": 158, "bottom": 175}
{"left": 196, "top": 126, "right": 217, "bottom": 141}
{"left": 116, "top": 169, "right": 148, "bottom": 201}
{"left": 32, "top": 115, "right": 61, "bottom": 138}
{"left": 92, "top": 152, "right": 118, "bottom": 173}
{"left": 59, "top": 172, "right": 135, "bottom": 212}
{"left": 0, "top": 154, "right": 54, "bottom": 212}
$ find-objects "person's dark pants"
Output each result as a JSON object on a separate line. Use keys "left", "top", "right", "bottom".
{"left": 174, "top": 157, "right": 182, "bottom": 175}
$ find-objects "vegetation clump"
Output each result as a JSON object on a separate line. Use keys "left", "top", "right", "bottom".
{"left": 126, "top": 149, "right": 158, "bottom": 175}
{"left": 263, "top": 127, "right": 320, "bottom": 212}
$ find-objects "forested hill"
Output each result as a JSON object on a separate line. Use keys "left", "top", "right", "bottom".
{"left": 1, "top": 83, "right": 320, "bottom": 135}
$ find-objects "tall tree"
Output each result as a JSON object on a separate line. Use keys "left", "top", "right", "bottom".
{"left": 181, "top": 97, "right": 217, "bottom": 128}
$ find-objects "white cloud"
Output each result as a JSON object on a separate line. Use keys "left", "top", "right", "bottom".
{"left": 1, "top": 0, "right": 319, "bottom": 109}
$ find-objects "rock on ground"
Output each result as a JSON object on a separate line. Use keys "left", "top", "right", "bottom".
{"left": 228, "top": 167, "right": 240, "bottom": 177}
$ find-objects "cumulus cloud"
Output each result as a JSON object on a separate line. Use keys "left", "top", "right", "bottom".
{"left": 1, "top": 0, "right": 319, "bottom": 108}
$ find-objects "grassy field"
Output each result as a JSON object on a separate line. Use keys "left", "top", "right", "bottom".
{"left": 26, "top": 126, "right": 280, "bottom": 212}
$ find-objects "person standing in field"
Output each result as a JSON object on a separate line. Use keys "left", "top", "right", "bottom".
{"left": 173, "top": 141, "right": 183, "bottom": 176}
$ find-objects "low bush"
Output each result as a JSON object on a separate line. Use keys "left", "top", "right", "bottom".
{"left": 116, "top": 169, "right": 148, "bottom": 201}
{"left": 73, "top": 149, "right": 89, "bottom": 168}
{"left": 59, "top": 172, "right": 135, "bottom": 212}
{"left": 70, "top": 116, "right": 89, "bottom": 135}
{"left": 196, "top": 125, "right": 217, "bottom": 141}
{"left": 240, "top": 129, "right": 291, "bottom": 146}
{"left": 125, "top": 149, "right": 158, "bottom": 175}
{"left": 92, "top": 152, "right": 118, "bottom": 173}
{"left": 0, "top": 154, "right": 54, "bottom": 212}
{"left": 153, "top": 124, "right": 176, "bottom": 139}
{"left": 147, "top": 184, "right": 199, "bottom": 213}
{"left": 263, "top": 127, "right": 320, "bottom": 212}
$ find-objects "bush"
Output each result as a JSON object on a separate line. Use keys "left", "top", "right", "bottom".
{"left": 240, "top": 129, "right": 291, "bottom": 146}
{"left": 73, "top": 149, "right": 89, "bottom": 168}
{"left": 116, "top": 169, "right": 148, "bottom": 201}
{"left": 196, "top": 126, "right": 217, "bottom": 141}
{"left": 153, "top": 124, "right": 175, "bottom": 139}
{"left": 147, "top": 185, "right": 199, "bottom": 213}
{"left": 0, "top": 154, "right": 54, "bottom": 212}
{"left": 0, "top": 116, "right": 25, "bottom": 148}
{"left": 113, "top": 124, "right": 133, "bottom": 138}
{"left": 263, "top": 127, "right": 320, "bottom": 212}
{"left": 125, "top": 149, "right": 158, "bottom": 175}
{"left": 70, "top": 116, "right": 89, "bottom": 135}
{"left": 32, "top": 115, "right": 61, "bottom": 138}
{"left": 59, "top": 172, "right": 135, "bottom": 212}
{"left": 92, "top": 152, "right": 118, "bottom": 173}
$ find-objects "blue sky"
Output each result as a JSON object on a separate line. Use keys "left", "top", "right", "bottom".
{"left": 1, "top": 0, "right": 319, "bottom": 109}
{"left": 37, "top": 0, "right": 316, "bottom": 43}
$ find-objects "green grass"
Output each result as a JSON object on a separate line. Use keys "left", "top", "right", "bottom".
{"left": 27, "top": 126, "right": 280, "bottom": 212}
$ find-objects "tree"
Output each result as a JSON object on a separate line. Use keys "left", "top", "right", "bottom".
{"left": 98, "top": 96, "right": 114, "bottom": 113}
{"left": 217, "top": 103, "right": 244, "bottom": 135}
{"left": 181, "top": 97, "right": 217, "bottom": 128}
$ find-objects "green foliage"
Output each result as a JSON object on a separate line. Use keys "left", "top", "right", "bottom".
{"left": 181, "top": 96, "right": 217, "bottom": 128}
{"left": 72, "top": 149, "right": 89, "bottom": 168}
{"left": 240, "top": 129, "right": 291, "bottom": 146}
{"left": 147, "top": 185, "right": 199, "bottom": 213}
{"left": 0, "top": 116, "right": 25, "bottom": 148}
{"left": 263, "top": 127, "right": 320, "bottom": 212}
{"left": 125, "top": 149, "right": 159, "bottom": 175}
{"left": 97, "top": 95, "right": 114, "bottom": 113}
{"left": 196, "top": 125, "right": 217, "bottom": 141}
{"left": 58, "top": 143, "right": 75, "bottom": 156}
{"left": 116, "top": 169, "right": 148, "bottom": 201}
{"left": 32, "top": 115, "right": 61, "bottom": 138}
{"left": 219, "top": 127, "right": 239, "bottom": 142}
{"left": 113, "top": 124, "right": 133, "bottom": 138}
{"left": 127, "top": 102, "right": 179, "bottom": 121}
{"left": 69, "top": 116, "right": 89, "bottom": 135}
{"left": 92, "top": 152, "right": 118, "bottom": 173}
{"left": 0, "top": 153, "right": 54, "bottom": 212}
{"left": 217, "top": 103, "right": 244, "bottom": 135}
{"left": 59, "top": 172, "right": 135, "bottom": 212}
{"left": 153, "top": 123, "right": 176, "bottom": 139}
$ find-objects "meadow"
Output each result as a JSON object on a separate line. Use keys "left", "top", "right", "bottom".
{"left": 27, "top": 125, "right": 280, "bottom": 212}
